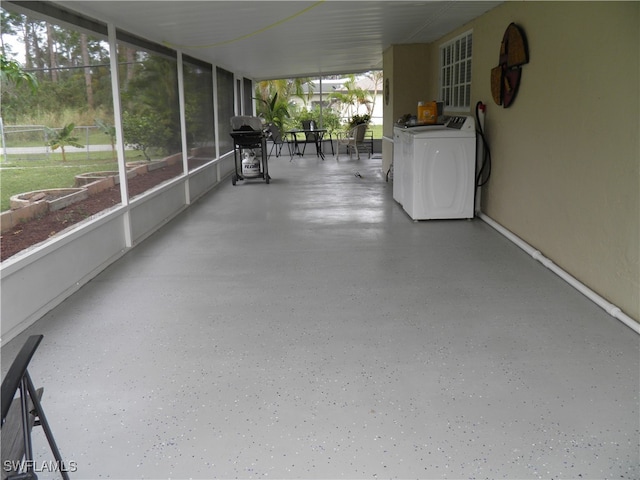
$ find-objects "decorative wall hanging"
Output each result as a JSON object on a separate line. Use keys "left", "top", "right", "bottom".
{"left": 491, "top": 22, "right": 529, "bottom": 108}
{"left": 384, "top": 78, "right": 390, "bottom": 106}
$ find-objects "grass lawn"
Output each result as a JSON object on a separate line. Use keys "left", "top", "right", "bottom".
{"left": 368, "top": 124, "right": 383, "bottom": 139}
{"left": 0, "top": 151, "right": 125, "bottom": 211}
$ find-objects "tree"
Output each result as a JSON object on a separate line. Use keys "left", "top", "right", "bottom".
{"left": 45, "top": 122, "right": 83, "bottom": 162}
{"left": 1, "top": 9, "right": 114, "bottom": 125}
{"left": 1, "top": 10, "right": 22, "bottom": 57}
{"left": 123, "top": 54, "right": 180, "bottom": 153}
{"left": 363, "top": 70, "right": 382, "bottom": 117}
{"left": 0, "top": 54, "right": 37, "bottom": 91}
{"left": 121, "top": 111, "right": 170, "bottom": 161}
{"left": 295, "top": 104, "right": 341, "bottom": 134}
{"left": 328, "top": 74, "right": 372, "bottom": 121}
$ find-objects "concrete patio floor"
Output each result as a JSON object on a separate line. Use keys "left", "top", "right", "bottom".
{"left": 2, "top": 152, "right": 639, "bottom": 479}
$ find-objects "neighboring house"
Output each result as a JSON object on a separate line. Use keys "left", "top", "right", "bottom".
{"left": 290, "top": 75, "right": 384, "bottom": 125}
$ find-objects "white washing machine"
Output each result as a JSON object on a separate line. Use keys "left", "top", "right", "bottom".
{"left": 393, "top": 116, "right": 476, "bottom": 220}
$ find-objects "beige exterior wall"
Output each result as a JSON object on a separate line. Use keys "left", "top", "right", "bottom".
{"left": 382, "top": 44, "right": 431, "bottom": 173}
{"left": 386, "top": 2, "right": 639, "bottom": 321}
{"left": 382, "top": 44, "right": 431, "bottom": 138}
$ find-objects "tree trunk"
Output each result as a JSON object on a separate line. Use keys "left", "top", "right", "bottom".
{"left": 125, "top": 47, "right": 135, "bottom": 85}
{"left": 46, "top": 23, "right": 57, "bottom": 82}
{"left": 80, "top": 33, "right": 94, "bottom": 109}
{"left": 32, "top": 21, "right": 45, "bottom": 74}
{"left": 22, "top": 18, "right": 32, "bottom": 70}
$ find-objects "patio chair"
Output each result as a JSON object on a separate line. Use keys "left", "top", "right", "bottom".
{"left": 266, "top": 123, "right": 286, "bottom": 158}
{"left": 335, "top": 123, "right": 368, "bottom": 160}
{"left": 2, "top": 335, "right": 70, "bottom": 480}
{"left": 299, "top": 120, "right": 321, "bottom": 157}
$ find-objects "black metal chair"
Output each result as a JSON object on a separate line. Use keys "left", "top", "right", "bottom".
{"left": 300, "top": 120, "right": 322, "bottom": 157}
{"left": 266, "top": 123, "right": 286, "bottom": 158}
{"left": 1, "top": 335, "right": 70, "bottom": 480}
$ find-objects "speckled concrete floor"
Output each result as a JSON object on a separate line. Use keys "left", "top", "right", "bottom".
{"left": 2, "top": 153, "right": 639, "bottom": 479}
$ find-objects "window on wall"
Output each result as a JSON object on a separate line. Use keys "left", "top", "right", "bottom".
{"left": 0, "top": 2, "right": 117, "bottom": 206}
{"left": 243, "top": 78, "right": 253, "bottom": 116}
{"left": 183, "top": 55, "right": 215, "bottom": 170}
{"left": 116, "top": 31, "right": 182, "bottom": 197}
{"left": 236, "top": 78, "right": 242, "bottom": 116}
{"left": 439, "top": 31, "right": 473, "bottom": 110}
{"left": 216, "top": 67, "right": 235, "bottom": 155}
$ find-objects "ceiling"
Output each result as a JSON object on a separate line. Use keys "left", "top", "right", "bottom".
{"left": 54, "top": 1, "right": 501, "bottom": 81}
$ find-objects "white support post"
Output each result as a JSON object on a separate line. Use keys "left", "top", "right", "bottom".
{"left": 212, "top": 67, "right": 221, "bottom": 180}
{"left": 0, "top": 117, "right": 6, "bottom": 163}
{"left": 176, "top": 52, "right": 191, "bottom": 204}
{"left": 319, "top": 76, "right": 323, "bottom": 129}
{"left": 107, "top": 23, "right": 133, "bottom": 247}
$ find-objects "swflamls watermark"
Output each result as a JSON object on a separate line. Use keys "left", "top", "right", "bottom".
{"left": 3, "top": 460, "right": 78, "bottom": 473}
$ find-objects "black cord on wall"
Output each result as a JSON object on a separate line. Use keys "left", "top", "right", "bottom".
{"left": 475, "top": 101, "right": 492, "bottom": 188}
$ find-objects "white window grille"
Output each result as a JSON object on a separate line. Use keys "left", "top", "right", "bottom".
{"left": 439, "top": 31, "right": 473, "bottom": 110}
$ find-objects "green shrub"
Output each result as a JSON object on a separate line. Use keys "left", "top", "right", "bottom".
{"left": 121, "top": 111, "right": 171, "bottom": 160}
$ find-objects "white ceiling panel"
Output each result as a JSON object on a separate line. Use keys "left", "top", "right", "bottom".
{"left": 50, "top": 1, "right": 502, "bottom": 79}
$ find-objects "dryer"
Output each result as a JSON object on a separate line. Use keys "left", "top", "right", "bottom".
{"left": 393, "top": 116, "right": 476, "bottom": 220}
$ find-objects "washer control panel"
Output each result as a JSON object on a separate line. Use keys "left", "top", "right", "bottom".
{"left": 446, "top": 116, "right": 469, "bottom": 129}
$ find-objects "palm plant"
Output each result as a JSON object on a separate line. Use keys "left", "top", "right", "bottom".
{"left": 45, "top": 123, "right": 83, "bottom": 162}
{"left": 255, "top": 78, "right": 316, "bottom": 129}
{"left": 95, "top": 118, "right": 116, "bottom": 160}
{"left": 328, "top": 74, "right": 372, "bottom": 121}
{"left": 254, "top": 92, "right": 289, "bottom": 130}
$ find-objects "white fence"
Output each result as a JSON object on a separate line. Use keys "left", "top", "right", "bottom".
{"left": 0, "top": 121, "right": 110, "bottom": 162}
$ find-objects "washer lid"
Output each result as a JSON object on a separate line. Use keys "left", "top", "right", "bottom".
{"left": 406, "top": 116, "right": 476, "bottom": 138}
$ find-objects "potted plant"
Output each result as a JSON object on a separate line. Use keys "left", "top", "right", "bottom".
{"left": 348, "top": 114, "right": 370, "bottom": 129}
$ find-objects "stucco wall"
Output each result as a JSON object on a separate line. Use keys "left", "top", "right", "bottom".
{"left": 382, "top": 44, "right": 431, "bottom": 138}
{"left": 383, "top": 44, "right": 432, "bottom": 175}
{"left": 422, "top": 1, "right": 639, "bottom": 320}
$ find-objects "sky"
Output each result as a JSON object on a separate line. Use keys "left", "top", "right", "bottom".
{"left": 2, "top": 32, "right": 25, "bottom": 64}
